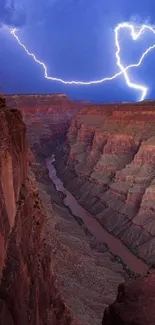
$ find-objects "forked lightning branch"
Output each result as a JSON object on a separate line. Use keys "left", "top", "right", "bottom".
{"left": 3, "top": 22, "right": 155, "bottom": 100}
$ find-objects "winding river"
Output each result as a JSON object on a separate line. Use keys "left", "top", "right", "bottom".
{"left": 46, "top": 155, "right": 149, "bottom": 275}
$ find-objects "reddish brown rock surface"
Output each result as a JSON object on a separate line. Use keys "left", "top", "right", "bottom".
{"left": 0, "top": 95, "right": 78, "bottom": 325}
{"left": 0, "top": 100, "right": 28, "bottom": 282}
{"left": 102, "top": 269, "right": 155, "bottom": 325}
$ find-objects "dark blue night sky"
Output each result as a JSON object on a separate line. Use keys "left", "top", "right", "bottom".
{"left": 0, "top": 0, "right": 155, "bottom": 102}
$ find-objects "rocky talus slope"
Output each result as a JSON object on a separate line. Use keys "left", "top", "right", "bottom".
{"left": 0, "top": 94, "right": 79, "bottom": 325}
{"left": 54, "top": 103, "right": 155, "bottom": 265}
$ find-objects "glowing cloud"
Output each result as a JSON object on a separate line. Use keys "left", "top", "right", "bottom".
{"left": 4, "top": 22, "right": 155, "bottom": 100}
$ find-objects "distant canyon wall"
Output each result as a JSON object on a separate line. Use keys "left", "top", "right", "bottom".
{"left": 6, "top": 94, "right": 83, "bottom": 155}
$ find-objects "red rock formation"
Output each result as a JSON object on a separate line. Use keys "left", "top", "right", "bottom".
{"left": 102, "top": 269, "right": 155, "bottom": 325}
{"left": 0, "top": 95, "right": 78, "bottom": 325}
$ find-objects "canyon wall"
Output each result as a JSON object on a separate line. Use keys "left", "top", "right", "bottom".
{"left": 0, "top": 95, "right": 77, "bottom": 325}
{"left": 6, "top": 94, "right": 82, "bottom": 155}
{"left": 54, "top": 102, "right": 155, "bottom": 265}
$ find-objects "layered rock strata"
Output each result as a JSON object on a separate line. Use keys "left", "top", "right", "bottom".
{"left": 54, "top": 103, "right": 155, "bottom": 265}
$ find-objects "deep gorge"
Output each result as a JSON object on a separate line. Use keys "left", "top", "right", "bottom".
{"left": 1, "top": 93, "right": 155, "bottom": 325}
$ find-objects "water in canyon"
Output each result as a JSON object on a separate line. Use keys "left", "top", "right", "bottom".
{"left": 46, "top": 155, "right": 149, "bottom": 275}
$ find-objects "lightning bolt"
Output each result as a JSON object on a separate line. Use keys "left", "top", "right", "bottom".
{"left": 3, "top": 22, "right": 155, "bottom": 100}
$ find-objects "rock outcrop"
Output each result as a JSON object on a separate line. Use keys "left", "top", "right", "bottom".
{"left": 102, "top": 269, "right": 155, "bottom": 325}
{"left": 0, "top": 95, "right": 78, "bottom": 325}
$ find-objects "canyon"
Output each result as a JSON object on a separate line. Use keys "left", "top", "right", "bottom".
{"left": 54, "top": 102, "right": 155, "bottom": 265}
{"left": 2, "top": 93, "right": 155, "bottom": 324}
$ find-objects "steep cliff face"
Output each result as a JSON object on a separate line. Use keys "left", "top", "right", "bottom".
{"left": 0, "top": 96, "right": 77, "bottom": 325}
{"left": 0, "top": 98, "right": 28, "bottom": 283}
{"left": 55, "top": 102, "right": 155, "bottom": 265}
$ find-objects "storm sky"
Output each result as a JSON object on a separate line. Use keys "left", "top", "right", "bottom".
{"left": 0, "top": 0, "right": 155, "bottom": 102}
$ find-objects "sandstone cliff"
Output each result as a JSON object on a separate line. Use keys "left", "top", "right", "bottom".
{"left": 0, "top": 95, "right": 78, "bottom": 325}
